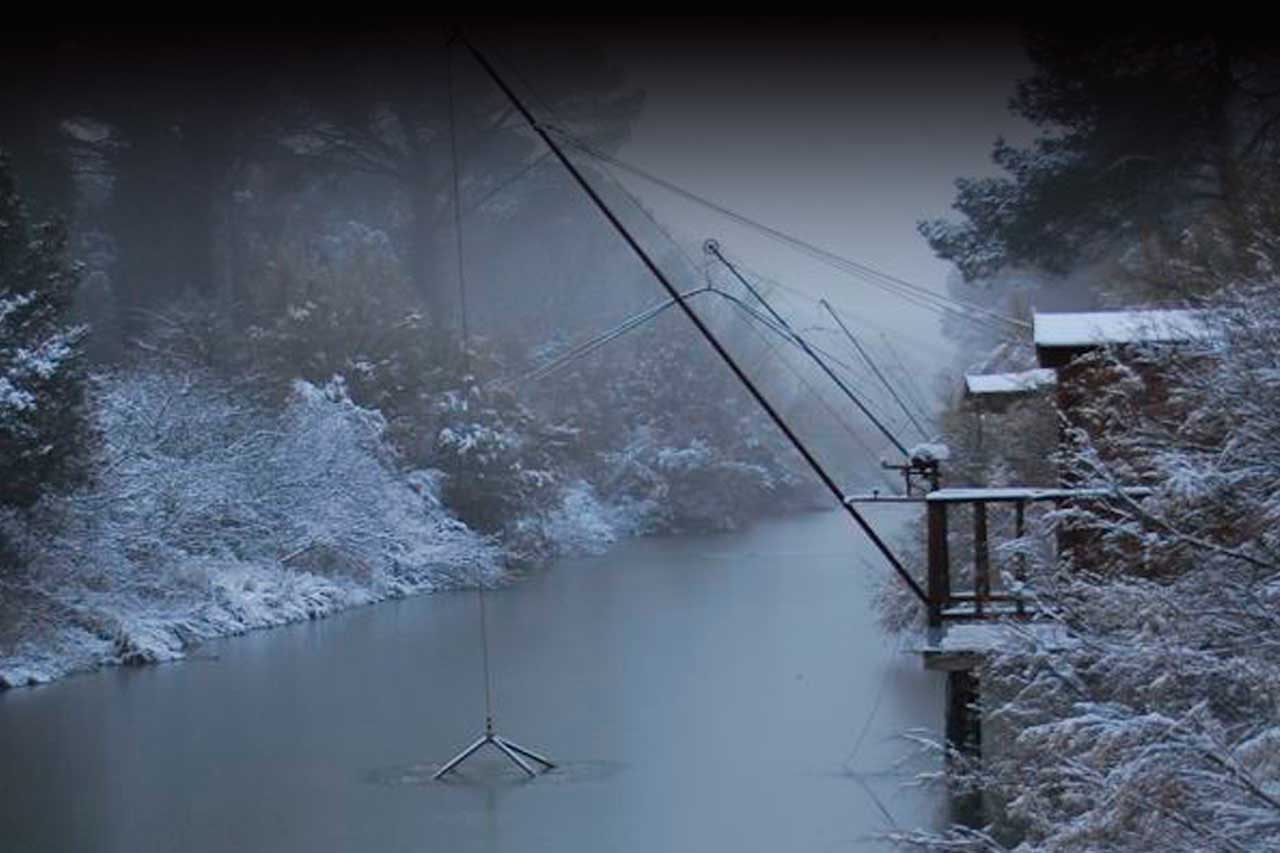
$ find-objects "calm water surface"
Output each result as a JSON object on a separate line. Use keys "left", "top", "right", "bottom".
{"left": 0, "top": 508, "right": 943, "bottom": 852}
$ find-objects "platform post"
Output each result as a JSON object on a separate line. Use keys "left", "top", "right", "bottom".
{"left": 973, "top": 501, "right": 991, "bottom": 617}
{"left": 945, "top": 668, "right": 984, "bottom": 828}
{"left": 927, "top": 500, "right": 951, "bottom": 628}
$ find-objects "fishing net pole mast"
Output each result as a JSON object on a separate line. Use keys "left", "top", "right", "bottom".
{"left": 457, "top": 32, "right": 927, "bottom": 604}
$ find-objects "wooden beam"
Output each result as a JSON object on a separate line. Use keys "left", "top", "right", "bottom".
{"left": 927, "top": 501, "right": 951, "bottom": 628}
{"left": 973, "top": 502, "right": 990, "bottom": 618}
{"left": 945, "top": 668, "right": 984, "bottom": 828}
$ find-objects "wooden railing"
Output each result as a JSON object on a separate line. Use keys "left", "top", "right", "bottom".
{"left": 922, "top": 487, "right": 1151, "bottom": 627}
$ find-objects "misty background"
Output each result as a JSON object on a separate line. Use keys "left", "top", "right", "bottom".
{"left": 0, "top": 18, "right": 1065, "bottom": 683}
{"left": 3, "top": 20, "right": 1053, "bottom": 472}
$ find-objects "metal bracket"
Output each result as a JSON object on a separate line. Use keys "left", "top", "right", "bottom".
{"left": 433, "top": 718, "right": 555, "bottom": 780}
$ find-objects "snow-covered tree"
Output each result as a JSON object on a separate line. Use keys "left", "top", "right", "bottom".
{"left": 0, "top": 151, "right": 88, "bottom": 512}
{"left": 921, "top": 32, "right": 1280, "bottom": 284}
{"left": 893, "top": 281, "right": 1280, "bottom": 852}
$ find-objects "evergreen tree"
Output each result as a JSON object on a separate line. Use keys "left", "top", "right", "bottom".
{"left": 0, "top": 152, "right": 88, "bottom": 510}
{"left": 921, "top": 30, "right": 1280, "bottom": 282}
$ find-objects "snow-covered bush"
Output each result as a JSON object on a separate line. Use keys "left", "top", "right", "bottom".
{"left": 541, "top": 481, "right": 618, "bottom": 555}
{"left": 502, "top": 480, "right": 622, "bottom": 566}
{"left": 0, "top": 369, "right": 500, "bottom": 685}
{"left": 429, "top": 381, "right": 573, "bottom": 541}
{"left": 597, "top": 426, "right": 784, "bottom": 532}
{"left": 232, "top": 219, "right": 472, "bottom": 440}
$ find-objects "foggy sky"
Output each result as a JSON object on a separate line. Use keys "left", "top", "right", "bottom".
{"left": 8, "top": 20, "right": 1035, "bottom": 374}
{"left": 592, "top": 19, "right": 1034, "bottom": 367}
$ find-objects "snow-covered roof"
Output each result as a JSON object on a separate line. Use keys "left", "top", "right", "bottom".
{"left": 964, "top": 368, "right": 1057, "bottom": 396}
{"left": 1034, "top": 309, "right": 1212, "bottom": 349}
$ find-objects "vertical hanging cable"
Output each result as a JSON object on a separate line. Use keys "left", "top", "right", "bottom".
{"left": 820, "top": 299, "right": 931, "bottom": 441}
{"left": 878, "top": 332, "right": 935, "bottom": 428}
{"left": 448, "top": 39, "right": 493, "bottom": 734}
{"left": 477, "top": 576, "right": 494, "bottom": 734}
{"left": 706, "top": 241, "right": 910, "bottom": 458}
{"left": 448, "top": 43, "right": 473, "bottom": 378}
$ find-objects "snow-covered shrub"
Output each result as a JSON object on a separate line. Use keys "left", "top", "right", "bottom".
{"left": 429, "top": 382, "right": 571, "bottom": 541}
{"left": 233, "top": 219, "right": 473, "bottom": 439}
{"left": 582, "top": 428, "right": 783, "bottom": 540}
{"left": 0, "top": 369, "right": 499, "bottom": 685}
{"left": 595, "top": 423, "right": 795, "bottom": 534}
{"left": 538, "top": 481, "right": 619, "bottom": 557}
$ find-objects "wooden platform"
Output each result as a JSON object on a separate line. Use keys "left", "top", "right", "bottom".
{"left": 914, "top": 621, "right": 1072, "bottom": 671}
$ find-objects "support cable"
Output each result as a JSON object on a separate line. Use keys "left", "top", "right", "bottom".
{"left": 707, "top": 240, "right": 910, "bottom": 458}
{"left": 517, "top": 288, "right": 708, "bottom": 383}
{"left": 720, "top": 287, "right": 901, "bottom": 491}
{"left": 543, "top": 126, "right": 1029, "bottom": 333}
{"left": 723, "top": 256, "right": 963, "bottom": 364}
{"left": 447, "top": 46, "right": 473, "bottom": 376}
{"left": 715, "top": 292, "right": 907, "bottom": 434}
{"left": 464, "top": 151, "right": 554, "bottom": 217}
{"left": 821, "top": 299, "right": 931, "bottom": 442}
{"left": 458, "top": 32, "right": 927, "bottom": 604}
{"left": 515, "top": 279, "right": 904, "bottom": 434}
{"left": 478, "top": 68, "right": 940, "bottom": 433}
{"left": 493, "top": 65, "right": 1018, "bottom": 338}
{"left": 877, "top": 332, "right": 936, "bottom": 428}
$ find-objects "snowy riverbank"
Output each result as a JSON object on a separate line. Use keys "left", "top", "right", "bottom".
{"left": 0, "top": 341, "right": 818, "bottom": 690}
{"left": 0, "top": 556, "right": 468, "bottom": 687}
{"left": 0, "top": 500, "right": 631, "bottom": 689}
{"left": 0, "top": 375, "right": 627, "bottom": 689}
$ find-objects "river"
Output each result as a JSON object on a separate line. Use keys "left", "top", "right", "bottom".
{"left": 0, "top": 507, "right": 943, "bottom": 852}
